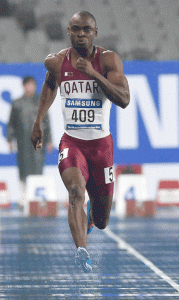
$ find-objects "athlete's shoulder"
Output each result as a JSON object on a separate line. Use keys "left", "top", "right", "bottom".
{"left": 98, "top": 46, "right": 108, "bottom": 53}
{"left": 45, "top": 48, "right": 68, "bottom": 75}
{"left": 98, "top": 46, "right": 121, "bottom": 61}
{"left": 98, "top": 46, "right": 123, "bottom": 71}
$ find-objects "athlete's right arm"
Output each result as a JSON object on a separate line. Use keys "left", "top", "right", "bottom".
{"left": 31, "top": 54, "right": 59, "bottom": 150}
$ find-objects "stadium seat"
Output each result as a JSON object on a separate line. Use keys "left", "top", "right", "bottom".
{"left": 49, "top": 41, "right": 68, "bottom": 54}
{"left": 0, "top": 17, "right": 25, "bottom": 62}
{"left": 0, "top": 0, "right": 10, "bottom": 16}
{"left": 24, "top": 30, "right": 49, "bottom": 62}
{"left": 1, "top": 0, "right": 179, "bottom": 61}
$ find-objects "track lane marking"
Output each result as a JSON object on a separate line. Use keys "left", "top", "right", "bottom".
{"left": 104, "top": 227, "right": 179, "bottom": 292}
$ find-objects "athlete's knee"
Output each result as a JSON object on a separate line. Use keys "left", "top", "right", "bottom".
{"left": 94, "top": 216, "right": 109, "bottom": 230}
{"left": 68, "top": 183, "right": 85, "bottom": 206}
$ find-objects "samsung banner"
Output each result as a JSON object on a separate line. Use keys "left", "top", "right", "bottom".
{"left": 0, "top": 61, "right": 179, "bottom": 167}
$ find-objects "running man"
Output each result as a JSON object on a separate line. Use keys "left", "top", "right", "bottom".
{"left": 31, "top": 11, "right": 130, "bottom": 273}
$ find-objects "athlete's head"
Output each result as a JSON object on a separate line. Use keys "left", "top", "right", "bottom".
{"left": 68, "top": 11, "right": 98, "bottom": 56}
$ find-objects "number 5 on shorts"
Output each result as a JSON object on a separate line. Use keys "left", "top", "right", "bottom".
{"left": 104, "top": 166, "right": 114, "bottom": 184}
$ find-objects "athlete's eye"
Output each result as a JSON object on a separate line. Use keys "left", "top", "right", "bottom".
{"left": 72, "top": 26, "right": 79, "bottom": 32}
{"left": 84, "top": 27, "right": 92, "bottom": 33}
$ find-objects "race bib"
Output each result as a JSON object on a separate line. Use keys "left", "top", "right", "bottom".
{"left": 64, "top": 98, "right": 103, "bottom": 130}
{"left": 104, "top": 166, "right": 114, "bottom": 184}
{"left": 58, "top": 148, "right": 69, "bottom": 164}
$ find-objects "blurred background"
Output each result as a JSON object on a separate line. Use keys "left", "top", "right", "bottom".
{"left": 0, "top": 0, "right": 179, "bottom": 212}
{"left": 1, "top": 0, "right": 179, "bottom": 62}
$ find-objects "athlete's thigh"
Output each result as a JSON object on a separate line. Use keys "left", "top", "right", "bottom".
{"left": 86, "top": 135, "right": 114, "bottom": 225}
{"left": 58, "top": 134, "right": 89, "bottom": 194}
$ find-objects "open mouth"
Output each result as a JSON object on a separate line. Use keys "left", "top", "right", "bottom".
{"left": 78, "top": 40, "right": 86, "bottom": 44}
{"left": 76, "top": 41, "right": 87, "bottom": 49}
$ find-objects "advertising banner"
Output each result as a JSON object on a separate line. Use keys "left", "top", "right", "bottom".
{"left": 0, "top": 61, "right": 179, "bottom": 166}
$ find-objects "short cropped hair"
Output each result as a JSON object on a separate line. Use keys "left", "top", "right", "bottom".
{"left": 23, "top": 76, "right": 36, "bottom": 85}
{"left": 71, "top": 11, "right": 97, "bottom": 27}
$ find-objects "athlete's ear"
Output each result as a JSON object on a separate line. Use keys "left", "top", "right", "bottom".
{"left": 95, "top": 27, "right": 98, "bottom": 37}
{"left": 67, "top": 27, "right": 70, "bottom": 36}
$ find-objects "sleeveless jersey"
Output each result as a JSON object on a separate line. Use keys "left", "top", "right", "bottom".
{"left": 60, "top": 47, "right": 112, "bottom": 140}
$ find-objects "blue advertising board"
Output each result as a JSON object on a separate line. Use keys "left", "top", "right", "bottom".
{"left": 112, "top": 61, "right": 179, "bottom": 164}
{"left": 0, "top": 61, "right": 179, "bottom": 166}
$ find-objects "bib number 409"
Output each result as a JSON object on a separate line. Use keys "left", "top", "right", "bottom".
{"left": 72, "top": 109, "right": 95, "bottom": 122}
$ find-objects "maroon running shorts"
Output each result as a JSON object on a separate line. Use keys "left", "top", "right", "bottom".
{"left": 58, "top": 133, "right": 114, "bottom": 198}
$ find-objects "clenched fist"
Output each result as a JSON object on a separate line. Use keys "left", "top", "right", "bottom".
{"left": 76, "top": 58, "right": 96, "bottom": 78}
{"left": 31, "top": 122, "right": 43, "bottom": 150}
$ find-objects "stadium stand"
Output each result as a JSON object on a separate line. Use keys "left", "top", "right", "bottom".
{"left": 0, "top": 17, "right": 25, "bottom": 62}
{"left": 0, "top": 0, "right": 179, "bottom": 62}
{"left": 48, "top": 41, "right": 68, "bottom": 54}
{"left": 14, "top": 2, "right": 36, "bottom": 33}
{"left": 111, "top": 0, "right": 146, "bottom": 59}
{"left": 24, "top": 29, "right": 50, "bottom": 62}
{"left": 0, "top": 0, "right": 10, "bottom": 16}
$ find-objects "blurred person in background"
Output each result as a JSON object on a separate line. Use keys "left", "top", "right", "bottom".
{"left": 7, "top": 76, "right": 53, "bottom": 210}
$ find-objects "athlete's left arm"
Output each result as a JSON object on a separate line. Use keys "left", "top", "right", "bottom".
{"left": 76, "top": 51, "right": 130, "bottom": 108}
{"left": 101, "top": 51, "right": 130, "bottom": 108}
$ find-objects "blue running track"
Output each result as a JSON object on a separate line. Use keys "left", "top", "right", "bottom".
{"left": 1, "top": 207, "right": 179, "bottom": 299}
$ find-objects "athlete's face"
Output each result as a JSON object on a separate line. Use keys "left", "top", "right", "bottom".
{"left": 68, "top": 15, "right": 98, "bottom": 56}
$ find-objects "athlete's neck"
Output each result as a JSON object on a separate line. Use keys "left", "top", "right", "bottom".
{"left": 72, "top": 45, "right": 95, "bottom": 59}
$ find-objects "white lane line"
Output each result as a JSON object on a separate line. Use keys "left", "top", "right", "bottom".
{"left": 104, "top": 227, "right": 179, "bottom": 292}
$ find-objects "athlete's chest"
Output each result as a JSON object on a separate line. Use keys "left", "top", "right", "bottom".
{"left": 60, "top": 59, "right": 103, "bottom": 97}
{"left": 60, "top": 79, "right": 102, "bottom": 98}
